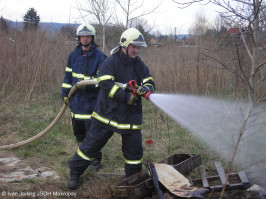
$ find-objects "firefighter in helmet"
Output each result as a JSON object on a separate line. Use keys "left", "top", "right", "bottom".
{"left": 67, "top": 27, "right": 155, "bottom": 190}
{"left": 61, "top": 24, "right": 106, "bottom": 170}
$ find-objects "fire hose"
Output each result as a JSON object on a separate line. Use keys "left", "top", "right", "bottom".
{"left": 0, "top": 80, "right": 97, "bottom": 150}
{"left": 0, "top": 80, "right": 151, "bottom": 150}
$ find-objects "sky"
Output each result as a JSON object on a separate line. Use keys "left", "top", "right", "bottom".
{"left": 0, "top": 0, "right": 223, "bottom": 34}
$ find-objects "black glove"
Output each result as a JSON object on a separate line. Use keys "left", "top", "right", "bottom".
{"left": 137, "top": 85, "right": 150, "bottom": 96}
{"left": 125, "top": 93, "right": 138, "bottom": 105}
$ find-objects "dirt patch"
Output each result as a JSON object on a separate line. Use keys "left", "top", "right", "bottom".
{"left": 0, "top": 151, "right": 59, "bottom": 182}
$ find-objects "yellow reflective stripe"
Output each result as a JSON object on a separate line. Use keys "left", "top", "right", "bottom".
{"left": 132, "top": 124, "right": 143, "bottom": 130}
{"left": 92, "top": 112, "right": 110, "bottom": 124}
{"left": 72, "top": 72, "right": 84, "bottom": 79}
{"left": 109, "top": 120, "right": 118, "bottom": 127}
{"left": 62, "top": 83, "right": 72, "bottom": 88}
{"left": 97, "top": 75, "right": 115, "bottom": 83}
{"left": 71, "top": 112, "right": 92, "bottom": 119}
{"left": 65, "top": 67, "right": 72, "bottom": 72}
{"left": 124, "top": 157, "right": 143, "bottom": 164}
{"left": 109, "top": 85, "right": 120, "bottom": 98}
{"left": 117, "top": 124, "right": 131, "bottom": 129}
{"left": 77, "top": 148, "right": 94, "bottom": 161}
{"left": 143, "top": 77, "right": 153, "bottom": 83}
{"left": 92, "top": 112, "right": 142, "bottom": 130}
{"left": 84, "top": 76, "right": 95, "bottom": 80}
{"left": 144, "top": 83, "right": 154, "bottom": 92}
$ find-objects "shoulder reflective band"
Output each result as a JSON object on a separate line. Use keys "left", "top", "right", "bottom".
{"left": 109, "top": 85, "right": 120, "bottom": 98}
{"left": 62, "top": 83, "right": 72, "bottom": 88}
{"left": 97, "top": 75, "right": 115, "bottom": 83}
{"left": 92, "top": 112, "right": 142, "bottom": 130}
{"left": 124, "top": 157, "right": 143, "bottom": 165}
{"left": 65, "top": 67, "right": 72, "bottom": 72}
{"left": 77, "top": 148, "right": 94, "bottom": 161}
{"left": 71, "top": 112, "right": 92, "bottom": 119}
{"left": 143, "top": 77, "right": 153, "bottom": 84}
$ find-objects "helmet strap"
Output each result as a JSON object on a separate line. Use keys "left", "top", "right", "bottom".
{"left": 126, "top": 48, "right": 129, "bottom": 57}
{"left": 121, "top": 46, "right": 129, "bottom": 57}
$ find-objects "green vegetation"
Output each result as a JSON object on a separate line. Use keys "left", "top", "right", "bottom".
{"left": 0, "top": 11, "right": 265, "bottom": 197}
{"left": 0, "top": 95, "right": 224, "bottom": 198}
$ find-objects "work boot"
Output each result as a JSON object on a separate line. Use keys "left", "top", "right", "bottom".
{"left": 88, "top": 158, "right": 102, "bottom": 171}
{"left": 68, "top": 172, "right": 80, "bottom": 190}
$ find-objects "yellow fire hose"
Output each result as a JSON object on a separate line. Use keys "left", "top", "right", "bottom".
{"left": 0, "top": 80, "right": 97, "bottom": 150}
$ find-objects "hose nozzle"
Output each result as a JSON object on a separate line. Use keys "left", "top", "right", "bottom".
{"left": 144, "top": 91, "right": 152, "bottom": 100}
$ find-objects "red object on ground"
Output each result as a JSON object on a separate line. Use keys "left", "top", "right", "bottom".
{"left": 145, "top": 139, "right": 154, "bottom": 144}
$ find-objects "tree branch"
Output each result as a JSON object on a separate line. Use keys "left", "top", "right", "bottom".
{"left": 200, "top": 52, "right": 252, "bottom": 89}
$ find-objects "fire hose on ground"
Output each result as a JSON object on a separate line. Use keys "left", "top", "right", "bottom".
{"left": 0, "top": 80, "right": 151, "bottom": 150}
{"left": 0, "top": 80, "right": 97, "bottom": 150}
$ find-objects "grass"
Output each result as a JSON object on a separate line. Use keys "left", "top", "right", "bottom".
{"left": 0, "top": 93, "right": 225, "bottom": 198}
{"left": 1, "top": 30, "right": 264, "bottom": 198}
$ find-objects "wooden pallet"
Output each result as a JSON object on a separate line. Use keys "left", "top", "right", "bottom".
{"left": 192, "top": 161, "right": 250, "bottom": 192}
{"left": 112, "top": 154, "right": 202, "bottom": 198}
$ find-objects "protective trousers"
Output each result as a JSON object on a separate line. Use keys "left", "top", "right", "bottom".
{"left": 72, "top": 118, "right": 91, "bottom": 142}
{"left": 68, "top": 122, "right": 143, "bottom": 176}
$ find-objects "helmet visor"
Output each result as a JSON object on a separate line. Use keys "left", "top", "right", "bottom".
{"left": 78, "top": 31, "right": 94, "bottom": 36}
{"left": 131, "top": 41, "right": 147, "bottom": 47}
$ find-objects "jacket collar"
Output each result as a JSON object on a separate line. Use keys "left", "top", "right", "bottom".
{"left": 76, "top": 43, "right": 97, "bottom": 56}
{"left": 118, "top": 49, "right": 139, "bottom": 65}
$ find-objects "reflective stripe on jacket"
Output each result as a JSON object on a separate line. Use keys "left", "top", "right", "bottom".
{"left": 91, "top": 49, "right": 155, "bottom": 134}
{"left": 61, "top": 44, "right": 106, "bottom": 120}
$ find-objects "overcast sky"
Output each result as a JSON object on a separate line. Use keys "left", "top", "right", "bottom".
{"left": 0, "top": 0, "right": 223, "bottom": 34}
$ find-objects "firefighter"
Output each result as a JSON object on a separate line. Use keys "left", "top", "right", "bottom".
{"left": 61, "top": 24, "right": 106, "bottom": 170}
{"left": 67, "top": 27, "right": 155, "bottom": 190}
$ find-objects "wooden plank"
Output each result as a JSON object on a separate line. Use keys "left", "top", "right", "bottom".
{"left": 210, "top": 183, "right": 246, "bottom": 192}
{"left": 193, "top": 173, "right": 239, "bottom": 183}
{"left": 238, "top": 171, "right": 250, "bottom": 188}
{"left": 198, "top": 165, "right": 209, "bottom": 188}
{"left": 214, "top": 161, "right": 229, "bottom": 186}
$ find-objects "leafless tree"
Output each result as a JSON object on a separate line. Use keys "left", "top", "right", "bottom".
{"left": 114, "top": 0, "right": 162, "bottom": 28}
{"left": 77, "top": 0, "right": 114, "bottom": 53}
{"left": 172, "top": 0, "right": 266, "bottom": 197}
{"left": 188, "top": 11, "right": 210, "bottom": 46}
{"left": 173, "top": 0, "right": 265, "bottom": 103}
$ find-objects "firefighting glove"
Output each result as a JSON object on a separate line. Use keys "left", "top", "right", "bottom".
{"left": 63, "top": 97, "right": 69, "bottom": 105}
{"left": 137, "top": 85, "right": 150, "bottom": 96}
{"left": 75, "top": 84, "right": 86, "bottom": 90}
{"left": 125, "top": 93, "right": 138, "bottom": 105}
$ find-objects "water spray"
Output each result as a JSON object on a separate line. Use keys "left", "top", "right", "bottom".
{"left": 148, "top": 93, "right": 266, "bottom": 187}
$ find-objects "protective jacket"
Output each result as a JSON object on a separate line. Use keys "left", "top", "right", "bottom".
{"left": 92, "top": 49, "right": 155, "bottom": 134}
{"left": 61, "top": 44, "right": 106, "bottom": 120}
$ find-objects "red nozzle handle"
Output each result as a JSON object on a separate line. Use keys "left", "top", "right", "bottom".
{"left": 144, "top": 91, "right": 152, "bottom": 100}
{"left": 128, "top": 80, "right": 137, "bottom": 96}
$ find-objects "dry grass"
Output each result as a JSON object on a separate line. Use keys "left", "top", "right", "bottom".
{"left": 0, "top": 29, "right": 265, "bottom": 198}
